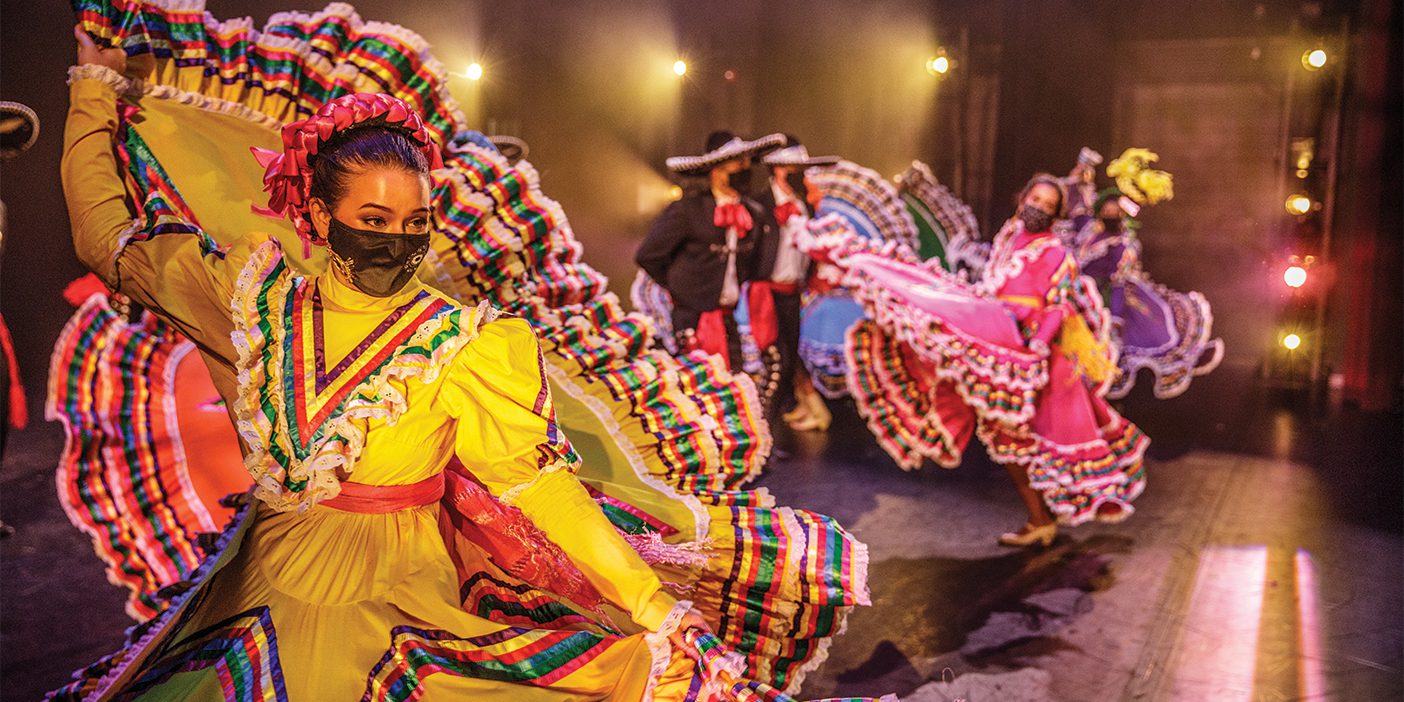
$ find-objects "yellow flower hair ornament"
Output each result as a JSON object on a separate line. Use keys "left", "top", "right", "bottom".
{"left": 1106, "top": 147, "right": 1174, "bottom": 205}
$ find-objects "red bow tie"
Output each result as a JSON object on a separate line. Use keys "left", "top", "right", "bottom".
{"left": 714, "top": 202, "right": 754, "bottom": 237}
{"left": 773, "top": 201, "right": 802, "bottom": 225}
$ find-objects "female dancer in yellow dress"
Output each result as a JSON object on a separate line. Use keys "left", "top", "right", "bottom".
{"left": 55, "top": 5, "right": 886, "bottom": 699}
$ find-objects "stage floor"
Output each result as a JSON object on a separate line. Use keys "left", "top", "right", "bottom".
{"left": 3, "top": 365, "right": 1400, "bottom": 700}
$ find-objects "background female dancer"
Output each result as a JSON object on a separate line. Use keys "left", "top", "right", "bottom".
{"left": 806, "top": 174, "right": 1148, "bottom": 547}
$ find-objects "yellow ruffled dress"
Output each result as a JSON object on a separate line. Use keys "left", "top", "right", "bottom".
{"left": 64, "top": 72, "right": 704, "bottom": 698}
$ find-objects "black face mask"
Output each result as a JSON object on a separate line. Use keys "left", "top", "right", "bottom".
{"left": 326, "top": 217, "right": 431, "bottom": 298}
{"left": 1018, "top": 204, "right": 1054, "bottom": 234}
{"left": 727, "top": 168, "right": 753, "bottom": 194}
{"left": 1100, "top": 217, "right": 1122, "bottom": 233}
{"left": 784, "top": 172, "right": 809, "bottom": 203}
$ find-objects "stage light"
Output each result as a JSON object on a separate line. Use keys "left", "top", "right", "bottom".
{"left": 1296, "top": 169, "right": 1309, "bottom": 179}
{"left": 1282, "top": 333, "right": 1302, "bottom": 351}
{"left": 464, "top": 62, "right": 483, "bottom": 81}
{"left": 1302, "top": 48, "right": 1327, "bottom": 70}
{"left": 1284, "top": 265, "right": 1307, "bottom": 288}
{"left": 927, "top": 55, "right": 950, "bottom": 75}
{"left": 1285, "top": 193, "right": 1313, "bottom": 216}
{"left": 673, "top": 60, "right": 687, "bottom": 77}
{"left": 668, "top": 185, "right": 683, "bottom": 201}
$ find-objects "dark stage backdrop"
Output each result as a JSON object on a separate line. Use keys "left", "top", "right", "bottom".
{"left": 1, "top": 0, "right": 1397, "bottom": 417}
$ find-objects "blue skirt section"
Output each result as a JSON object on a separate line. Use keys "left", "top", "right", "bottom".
{"left": 799, "top": 292, "right": 867, "bottom": 398}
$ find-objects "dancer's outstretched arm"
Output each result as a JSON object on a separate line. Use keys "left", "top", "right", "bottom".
{"left": 63, "top": 26, "right": 249, "bottom": 369}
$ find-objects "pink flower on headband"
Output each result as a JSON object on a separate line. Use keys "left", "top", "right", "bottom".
{"left": 250, "top": 93, "right": 445, "bottom": 249}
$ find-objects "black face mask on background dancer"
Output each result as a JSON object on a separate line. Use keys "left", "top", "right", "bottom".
{"left": 785, "top": 172, "right": 809, "bottom": 205}
{"left": 1100, "top": 217, "right": 1123, "bottom": 233}
{"left": 326, "top": 217, "right": 431, "bottom": 297}
{"left": 1018, "top": 205, "right": 1055, "bottom": 234}
{"left": 727, "top": 168, "right": 753, "bottom": 194}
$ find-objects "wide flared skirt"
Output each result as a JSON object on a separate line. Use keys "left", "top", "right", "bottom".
{"left": 1107, "top": 277, "right": 1225, "bottom": 400}
{"left": 50, "top": 493, "right": 717, "bottom": 701}
{"left": 847, "top": 319, "right": 1148, "bottom": 525}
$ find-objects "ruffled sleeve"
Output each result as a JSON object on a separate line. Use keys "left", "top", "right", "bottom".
{"left": 61, "top": 66, "right": 252, "bottom": 367}
{"left": 440, "top": 316, "right": 680, "bottom": 631}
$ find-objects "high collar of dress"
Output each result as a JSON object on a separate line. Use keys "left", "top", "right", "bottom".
{"left": 317, "top": 268, "right": 425, "bottom": 312}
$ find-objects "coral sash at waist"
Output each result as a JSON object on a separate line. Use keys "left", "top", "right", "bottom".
{"left": 322, "top": 473, "right": 446, "bottom": 513}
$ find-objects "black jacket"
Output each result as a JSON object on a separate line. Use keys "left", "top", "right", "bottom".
{"left": 753, "top": 187, "right": 812, "bottom": 283}
{"left": 635, "top": 193, "right": 777, "bottom": 313}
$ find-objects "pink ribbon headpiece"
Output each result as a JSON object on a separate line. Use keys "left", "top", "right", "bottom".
{"left": 250, "top": 93, "right": 445, "bottom": 250}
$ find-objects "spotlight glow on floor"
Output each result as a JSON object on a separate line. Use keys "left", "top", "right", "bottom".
{"left": 1171, "top": 546, "right": 1269, "bottom": 700}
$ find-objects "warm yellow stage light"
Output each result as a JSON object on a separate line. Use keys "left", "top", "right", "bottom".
{"left": 927, "top": 56, "right": 950, "bottom": 75}
{"left": 1284, "top": 265, "right": 1308, "bottom": 288}
{"left": 673, "top": 60, "right": 688, "bottom": 77}
{"left": 1286, "top": 194, "right": 1313, "bottom": 215}
{"left": 1302, "top": 48, "right": 1327, "bottom": 70}
{"left": 465, "top": 62, "right": 483, "bottom": 81}
{"left": 1282, "top": 333, "right": 1302, "bottom": 351}
{"left": 668, "top": 185, "right": 683, "bottom": 201}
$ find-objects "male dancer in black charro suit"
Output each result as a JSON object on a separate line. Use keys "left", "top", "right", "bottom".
{"left": 635, "top": 131, "right": 784, "bottom": 372}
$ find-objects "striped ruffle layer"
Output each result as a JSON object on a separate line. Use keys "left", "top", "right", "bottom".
{"left": 845, "top": 319, "right": 968, "bottom": 470}
{"left": 896, "top": 160, "right": 979, "bottom": 265}
{"left": 46, "top": 294, "right": 221, "bottom": 621}
{"left": 73, "top": 0, "right": 465, "bottom": 144}
{"left": 807, "top": 160, "right": 919, "bottom": 251}
{"left": 977, "top": 417, "right": 1150, "bottom": 526}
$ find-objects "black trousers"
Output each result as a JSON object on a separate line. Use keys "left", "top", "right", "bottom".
{"left": 771, "top": 289, "right": 803, "bottom": 413}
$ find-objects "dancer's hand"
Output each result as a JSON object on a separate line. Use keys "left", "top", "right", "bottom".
{"left": 74, "top": 25, "right": 125, "bottom": 72}
{"left": 74, "top": 25, "right": 154, "bottom": 80}
{"left": 667, "top": 606, "right": 713, "bottom": 650}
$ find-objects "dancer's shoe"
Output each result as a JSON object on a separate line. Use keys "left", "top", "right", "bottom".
{"left": 997, "top": 522, "right": 1057, "bottom": 547}
{"left": 789, "top": 393, "right": 832, "bottom": 432}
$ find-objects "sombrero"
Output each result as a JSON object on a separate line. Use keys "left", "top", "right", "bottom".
{"left": 0, "top": 101, "right": 39, "bottom": 161}
{"left": 762, "top": 137, "right": 839, "bottom": 168}
{"left": 487, "top": 134, "right": 529, "bottom": 165}
{"left": 666, "top": 130, "right": 786, "bottom": 175}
